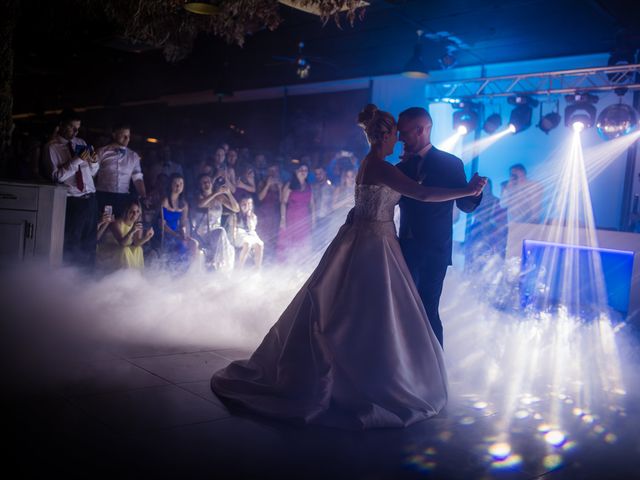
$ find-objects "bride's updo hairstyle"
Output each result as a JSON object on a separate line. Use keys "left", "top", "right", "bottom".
{"left": 357, "top": 104, "right": 396, "bottom": 144}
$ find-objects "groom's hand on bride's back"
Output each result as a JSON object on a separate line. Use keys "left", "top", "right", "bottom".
{"left": 467, "top": 173, "right": 488, "bottom": 196}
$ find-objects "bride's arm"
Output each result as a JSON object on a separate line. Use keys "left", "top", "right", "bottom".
{"left": 377, "top": 162, "right": 485, "bottom": 202}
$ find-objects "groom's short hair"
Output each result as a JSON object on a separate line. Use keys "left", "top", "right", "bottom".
{"left": 399, "top": 107, "right": 432, "bottom": 125}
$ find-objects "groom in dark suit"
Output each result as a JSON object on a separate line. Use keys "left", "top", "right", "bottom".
{"left": 397, "top": 107, "right": 482, "bottom": 348}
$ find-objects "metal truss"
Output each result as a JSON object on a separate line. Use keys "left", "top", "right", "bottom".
{"left": 426, "top": 64, "right": 640, "bottom": 100}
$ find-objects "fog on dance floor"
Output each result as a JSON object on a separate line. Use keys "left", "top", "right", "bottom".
{"left": 3, "top": 244, "right": 640, "bottom": 474}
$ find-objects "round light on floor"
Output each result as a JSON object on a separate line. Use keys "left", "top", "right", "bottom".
{"left": 488, "top": 442, "right": 511, "bottom": 460}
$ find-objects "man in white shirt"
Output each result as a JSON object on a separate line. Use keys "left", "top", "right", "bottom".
{"left": 499, "top": 163, "right": 544, "bottom": 224}
{"left": 95, "top": 124, "right": 147, "bottom": 218}
{"left": 46, "top": 110, "right": 99, "bottom": 267}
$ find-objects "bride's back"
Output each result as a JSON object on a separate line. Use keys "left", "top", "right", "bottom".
{"left": 353, "top": 184, "right": 400, "bottom": 223}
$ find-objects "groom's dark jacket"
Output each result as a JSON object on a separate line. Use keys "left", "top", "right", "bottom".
{"left": 397, "top": 146, "right": 481, "bottom": 266}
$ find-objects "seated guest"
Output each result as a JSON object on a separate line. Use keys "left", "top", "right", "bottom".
{"left": 97, "top": 200, "right": 154, "bottom": 271}
{"left": 327, "top": 150, "right": 358, "bottom": 185}
{"left": 235, "top": 164, "right": 257, "bottom": 201}
{"left": 46, "top": 109, "right": 99, "bottom": 267}
{"left": 192, "top": 174, "right": 239, "bottom": 272}
{"left": 192, "top": 156, "right": 214, "bottom": 181}
{"left": 160, "top": 173, "right": 199, "bottom": 266}
{"left": 332, "top": 168, "right": 356, "bottom": 220}
{"left": 234, "top": 196, "right": 264, "bottom": 269}
{"left": 253, "top": 152, "right": 268, "bottom": 184}
{"left": 257, "top": 163, "right": 282, "bottom": 263}
{"left": 95, "top": 123, "right": 146, "bottom": 218}
{"left": 226, "top": 148, "right": 239, "bottom": 188}
{"left": 311, "top": 165, "right": 334, "bottom": 252}
{"left": 212, "top": 147, "right": 228, "bottom": 182}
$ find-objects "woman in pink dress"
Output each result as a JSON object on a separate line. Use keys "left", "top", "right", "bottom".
{"left": 277, "top": 163, "right": 315, "bottom": 262}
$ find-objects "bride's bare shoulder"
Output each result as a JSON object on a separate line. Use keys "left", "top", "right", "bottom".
{"left": 370, "top": 160, "right": 400, "bottom": 179}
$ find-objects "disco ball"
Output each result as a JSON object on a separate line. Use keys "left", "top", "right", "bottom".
{"left": 596, "top": 104, "right": 638, "bottom": 140}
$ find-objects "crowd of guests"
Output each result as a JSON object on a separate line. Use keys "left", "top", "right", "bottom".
{"left": 464, "top": 163, "right": 545, "bottom": 270}
{"left": 42, "top": 110, "right": 358, "bottom": 274}
{"left": 27, "top": 109, "right": 547, "bottom": 276}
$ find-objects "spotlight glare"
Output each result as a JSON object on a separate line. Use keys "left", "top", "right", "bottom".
{"left": 572, "top": 121, "right": 585, "bottom": 133}
{"left": 457, "top": 125, "right": 468, "bottom": 135}
{"left": 508, "top": 124, "right": 516, "bottom": 133}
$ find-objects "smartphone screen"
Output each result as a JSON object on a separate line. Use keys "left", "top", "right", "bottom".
{"left": 104, "top": 205, "right": 113, "bottom": 216}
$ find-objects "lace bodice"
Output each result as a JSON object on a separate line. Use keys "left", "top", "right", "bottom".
{"left": 353, "top": 184, "right": 401, "bottom": 223}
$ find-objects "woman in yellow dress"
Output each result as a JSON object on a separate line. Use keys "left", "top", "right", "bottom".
{"left": 97, "top": 200, "right": 154, "bottom": 271}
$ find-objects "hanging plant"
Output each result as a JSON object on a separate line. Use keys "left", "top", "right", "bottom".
{"left": 78, "top": 0, "right": 367, "bottom": 62}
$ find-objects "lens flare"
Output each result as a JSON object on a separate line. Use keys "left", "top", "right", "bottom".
{"left": 461, "top": 126, "right": 515, "bottom": 158}
{"left": 437, "top": 131, "right": 463, "bottom": 153}
{"left": 457, "top": 125, "right": 469, "bottom": 135}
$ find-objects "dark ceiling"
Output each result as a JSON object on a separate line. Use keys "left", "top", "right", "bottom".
{"left": 12, "top": 0, "right": 640, "bottom": 115}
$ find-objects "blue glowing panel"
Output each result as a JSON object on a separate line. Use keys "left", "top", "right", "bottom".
{"left": 520, "top": 240, "right": 635, "bottom": 317}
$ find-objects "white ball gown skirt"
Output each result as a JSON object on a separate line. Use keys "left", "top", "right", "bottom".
{"left": 211, "top": 185, "right": 447, "bottom": 429}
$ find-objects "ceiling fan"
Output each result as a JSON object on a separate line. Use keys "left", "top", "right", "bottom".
{"left": 269, "top": 41, "right": 338, "bottom": 79}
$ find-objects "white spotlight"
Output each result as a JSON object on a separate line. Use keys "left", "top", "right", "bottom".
{"left": 457, "top": 125, "right": 469, "bottom": 135}
{"left": 572, "top": 121, "right": 585, "bottom": 133}
{"left": 508, "top": 124, "right": 517, "bottom": 133}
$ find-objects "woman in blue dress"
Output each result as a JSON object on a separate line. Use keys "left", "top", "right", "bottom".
{"left": 160, "top": 173, "right": 199, "bottom": 268}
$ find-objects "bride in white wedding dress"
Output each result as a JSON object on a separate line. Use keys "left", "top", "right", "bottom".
{"left": 211, "top": 104, "right": 486, "bottom": 429}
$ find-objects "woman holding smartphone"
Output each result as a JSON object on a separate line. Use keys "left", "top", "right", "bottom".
{"left": 96, "top": 200, "right": 154, "bottom": 271}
